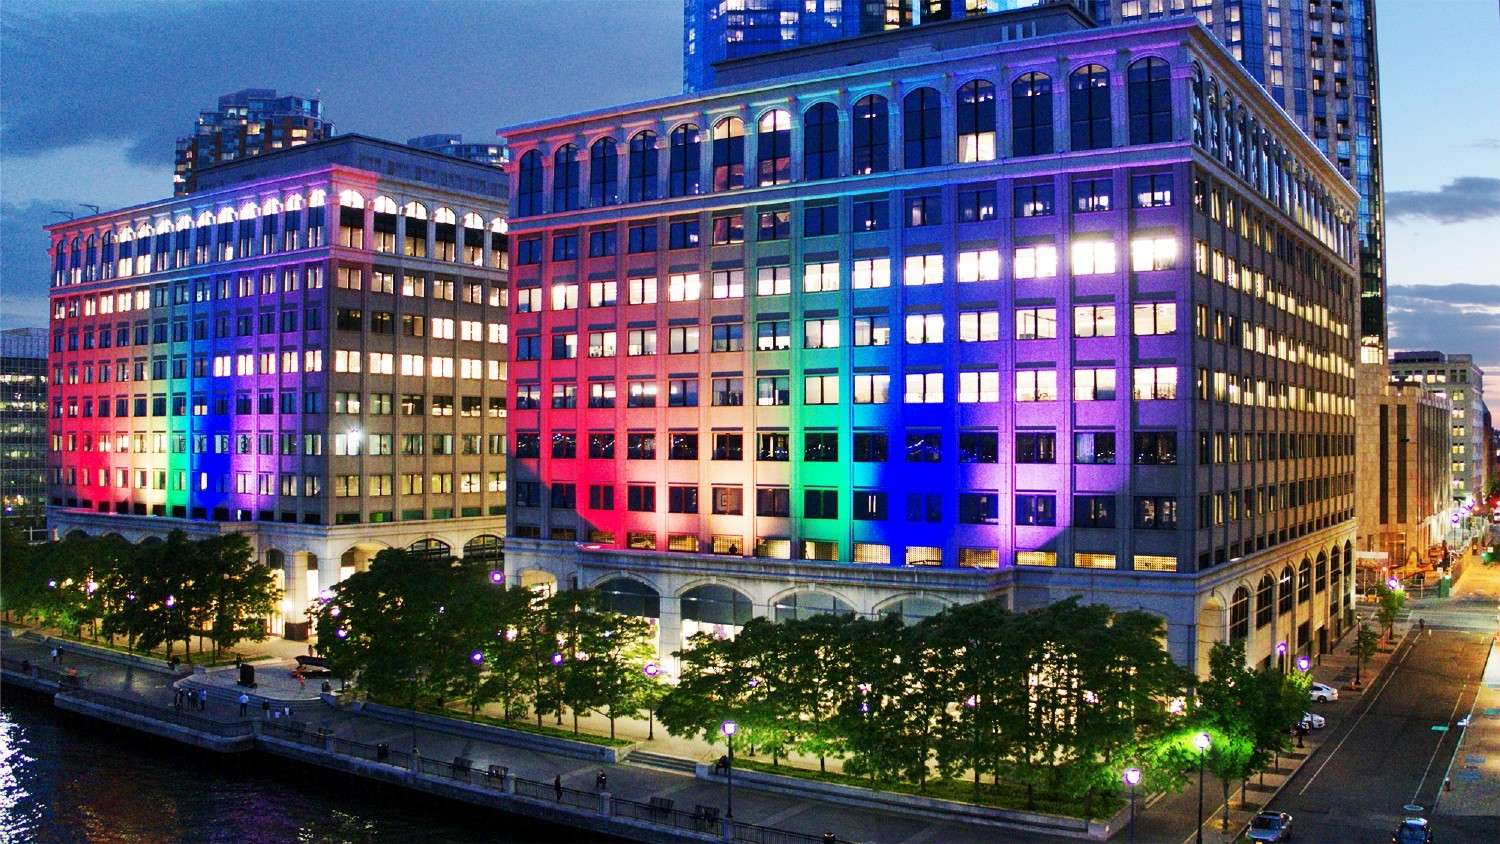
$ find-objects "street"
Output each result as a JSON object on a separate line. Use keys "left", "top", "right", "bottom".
{"left": 1263, "top": 627, "right": 1491, "bottom": 843}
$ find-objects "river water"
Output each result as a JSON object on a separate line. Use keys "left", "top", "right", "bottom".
{"left": 0, "top": 691, "right": 608, "bottom": 843}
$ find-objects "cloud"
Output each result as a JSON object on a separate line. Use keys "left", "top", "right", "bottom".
{"left": 1387, "top": 283, "right": 1500, "bottom": 417}
{"left": 0, "top": 200, "right": 61, "bottom": 329}
{"left": 1386, "top": 177, "right": 1500, "bottom": 224}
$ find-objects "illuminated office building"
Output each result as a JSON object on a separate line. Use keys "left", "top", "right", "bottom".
{"left": 174, "top": 89, "right": 334, "bottom": 195}
{"left": 1, "top": 328, "right": 50, "bottom": 542}
{"left": 47, "top": 136, "right": 510, "bottom": 637}
{"left": 500, "top": 7, "right": 1361, "bottom": 674}
{"left": 1388, "top": 351, "right": 1489, "bottom": 505}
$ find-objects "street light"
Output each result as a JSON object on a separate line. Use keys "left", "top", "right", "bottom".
{"left": 644, "top": 662, "right": 660, "bottom": 740}
{"left": 1193, "top": 732, "right": 1211, "bottom": 844}
{"left": 721, "top": 720, "right": 737, "bottom": 819}
{"left": 1296, "top": 655, "right": 1310, "bottom": 673}
{"left": 1122, "top": 767, "right": 1142, "bottom": 844}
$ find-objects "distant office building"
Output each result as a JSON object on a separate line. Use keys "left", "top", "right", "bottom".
{"left": 1354, "top": 364, "right": 1450, "bottom": 570}
{"left": 1388, "top": 352, "right": 1488, "bottom": 505}
{"left": 408, "top": 134, "right": 508, "bottom": 166}
{"left": 174, "top": 89, "right": 334, "bottom": 195}
{"left": 47, "top": 135, "right": 509, "bottom": 638}
{"left": 501, "top": 6, "right": 1362, "bottom": 675}
{"left": 1, "top": 328, "right": 50, "bottom": 542}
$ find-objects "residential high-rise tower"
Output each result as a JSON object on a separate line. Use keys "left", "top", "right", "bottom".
{"left": 174, "top": 89, "right": 334, "bottom": 195}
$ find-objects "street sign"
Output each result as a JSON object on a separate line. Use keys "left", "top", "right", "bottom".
{"left": 1431, "top": 725, "right": 1449, "bottom": 732}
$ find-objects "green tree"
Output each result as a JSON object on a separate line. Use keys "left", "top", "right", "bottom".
{"left": 199, "top": 534, "right": 281, "bottom": 658}
{"left": 1352, "top": 622, "right": 1379, "bottom": 684}
{"left": 658, "top": 629, "right": 748, "bottom": 743}
{"left": 779, "top": 612, "right": 859, "bottom": 772}
{"left": 1374, "top": 584, "right": 1406, "bottom": 640}
{"left": 835, "top": 614, "right": 946, "bottom": 789}
{"left": 475, "top": 585, "right": 543, "bottom": 720}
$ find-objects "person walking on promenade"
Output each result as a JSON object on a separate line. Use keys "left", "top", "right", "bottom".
{"left": 262, "top": 699, "right": 271, "bottom": 721}
{"left": 595, "top": 770, "right": 607, "bottom": 791}
{"left": 554, "top": 775, "right": 563, "bottom": 801}
{"left": 174, "top": 688, "right": 183, "bottom": 712}
{"left": 50, "top": 647, "right": 60, "bottom": 664}
{"left": 198, "top": 688, "right": 208, "bottom": 712}
{"left": 238, "top": 693, "right": 249, "bottom": 716}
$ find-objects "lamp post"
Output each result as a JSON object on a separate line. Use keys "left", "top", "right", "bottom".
{"left": 1193, "top": 732, "right": 1211, "bottom": 844}
{"left": 1123, "top": 767, "right": 1141, "bottom": 844}
{"left": 644, "top": 662, "right": 660, "bottom": 740}
{"left": 165, "top": 595, "right": 177, "bottom": 661}
{"left": 409, "top": 668, "right": 425, "bottom": 757}
{"left": 721, "top": 720, "right": 737, "bottom": 819}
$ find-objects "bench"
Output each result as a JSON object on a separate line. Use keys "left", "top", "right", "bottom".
{"left": 487, "top": 763, "right": 508, "bottom": 780}
{"left": 693, "top": 804, "right": 719, "bottom": 830}
{"left": 648, "top": 796, "right": 675, "bottom": 818}
{"left": 451, "top": 756, "right": 473, "bottom": 781}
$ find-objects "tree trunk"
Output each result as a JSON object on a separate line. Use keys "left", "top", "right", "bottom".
{"left": 609, "top": 716, "right": 615, "bottom": 740}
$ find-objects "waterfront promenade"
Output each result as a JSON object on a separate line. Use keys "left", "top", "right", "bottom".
{"left": 9, "top": 570, "right": 1486, "bottom": 844}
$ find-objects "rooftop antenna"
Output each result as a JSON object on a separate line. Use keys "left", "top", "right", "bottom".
{"left": 51, "top": 211, "right": 74, "bottom": 221}
{"left": 80, "top": 204, "right": 101, "bottom": 215}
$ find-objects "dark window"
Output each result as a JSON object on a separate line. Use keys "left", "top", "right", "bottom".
{"left": 712, "top": 433, "right": 743, "bottom": 460}
{"left": 668, "top": 220, "right": 699, "bottom": 250}
{"left": 1069, "top": 65, "right": 1112, "bottom": 151}
{"left": 1133, "top": 496, "right": 1178, "bottom": 529}
{"left": 628, "top": 130, "right": 659, "bottom": 202}
{"left": 803, "top": 488, "right": 838, "bottom": 519}
{"left": 669, "top": 124, "right": 701, "bottom": 197}
{"left": 756, "top": 487, "right": 790, "bottom": 517}
{"left": 1014, "top": 183, "right": 1055, "bottom": 217}
{"left": 588, "top": 485, "right": 614, "bottom": 511}
{"left": 588, "top": 433, "right": 615, "bottom": 459}
{"left": 958, "top": 186, "right": 997, "bottom": 222}
{"left": 1128, "top": 57, "right": 1173, "bottom": 145}
{"left": 905, "top": 433, "right": 941, "bottom": 463}
{"left": 959, "top": 492, "right": 999, "bottom": 525}
{"left": 1012, "top": 72, "right": 1054, "bottom": 157}
{"left": 588, "top": 229, "right": 617, "bottom": 257}
{"left": 668, "top": 486, "right": 699, "bottom": 514}
{"left": 627, "top": 484, "right": 656, "bottom": 512}
{"left": 906, "top": 493, "right": 942, "bottom": 523}
{"left": 1074, "top": 431, "right": 1116, "bottom": 464}
{"left": 1131, "top": 173, "right": 1175, "bottom": 207}
{"left": 551, "top": 233, "right": 578, "bottom": 262}
{"left": 712, "top": 117, "right": 745, "bottom": 191}
{"left": 516, "top": 238, "right": 543, "bottom": 265}
{"left": 851, "top": 195, "right": 889, "bottom": 232}
{"left": 958, "top": 432, "right": 999, "bottom": 463}
{"left": 903, "top": 88, "right": 941, "bottom": 168}
{"left": 1016, "top": 494, "right": 1057, "bottom": 526}
{"left": 853, "top": 432, "right": 888, "bottom": 462}
{"left": 758, "top": 211, "right": 790, "bottom": 241}
{"left": 1230, "top": 588, "right": 1250, "bottom": 641}
{"left": 756, "top": 432, "right": 789, "bottom": 461}
{"left": 1016, "top": 432, "right": 1056, "bottom": 464}
{"left": 1075, "top": 495, "right": 1116, "bottom": 528}
{"left": 1072, "top": 178, "right": 1113, "bottom": 213}
{"left": 627, "top": 225, "right": 657, "bottom": 253}
{"left": 757, "top": 110, "right": 791, "bottom": 186}
{"left": 550, "top": 483, "right": 576, "bottom": 509}
{"left": 852, "top": 94, "right": 889, "bottom": 175}
{"left": 853, "top": 491, "right": 887, "bottom": 520}
{"left": 1133, "top": 432, "right": 1177, "bottom": 464}
{"left": 803, "top": 103, "right": 839, "bottom": 181}
{"left": 804, "top": 432, "right": 838, "bottom": 462}
{"left": 803, "top": 204, "right": 839, "bottom": 237}
{"left": 905, "top": 194, "right": 941, "bottom": 227}
{"left": 626, "top": 432, "right": 656, "bottom": 460}
{"left": 513, "top": 433, "right": 541, "bottom": 458}
{"left": 1255, "top": 576, "right": 1274, "bottom": 627}
{"left": 669, "top": 433, "right": 698, "bottom": 460}
{"left": 589, "top": 137, "right": 619, "bottom": 207}
{"left": 552, "top": 144, "right": 580, "bottom": 212}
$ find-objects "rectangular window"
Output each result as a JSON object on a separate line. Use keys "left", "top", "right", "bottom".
{"left": 958, "top": 310, "right": 999, "bottom": 342}
{"left": 853, "top": 432, "right": 888, "bottom": 462}
{"left": 1071, "top": 178, "right": 1112, "bottom": 212}
{"left": 668, "top": 378, "right": 698, "bottom": 407}
{"left": 1132, "top": 302, "right": 1177, "bottom": 335}
{"left": 1130, "top": 237, "right": 1179, "bottom": 271}
{"left": 1071, "top": 241, "right": 1117, "bottom": 275}
{"left": 905, "top": 313, "right": 943, "bottom": 344}
{"left": 852, "top": 315, "right": 890, "bottom": 346}
{"left": 904, "top": 372, "right": 943, "bottom": 404}
{"left": 588, "top": 433, "right": 615, "bottom": 459}
{"left": 757, "top": 265, "right": 791, "bottom": 296}
{"left": 904, "top": 194, "right": 941, "bottom": 227}
{"left": 851, "top": 196, "right": 888, "bottom": 231}
{"left": 668, "top": 326, "right": 699, "bottom": 354}
{"left": 906, "top": 494, "right": 942, "bottom": 523}
{"left": 959, "top": 493, "right": 999, "bottom": 525}
{"left": 757, "top": 211, "right": 790, "bottom": 241}
{"left": 803, "top": 261, "right": 839, "bottom": 293}
{"left": 588, "top": 485, "right": 614, "bottom": 511}
{"left": 1014, "top": 245, "right": 1058, "bottom": 279}
{"left": 712, "top": 433, "right": 743, "bottom": 460}
{"left": 668, "top": 486, "right": 699, "bottom": 514}
{"left": 1014, "top": 183, "right": 1055, "bottom": 217}
{"left": 588, "top": 382, "right": 616, "bottom": 408}
{"left": 1075, "top": 495, "right": 1116, "bottom": 528}
{"left": 1133, "top": 431, "right": 1177, "bottom": 464}
{"left": 1073, "top": 304, "right": 1116, "bottom": 337}
{"left": 628, "top": 276, "right": 658, "bottom": 305}
{"left": 756, "top": 320, "right": 791, "bottom": 350}
{"left": 803, "top": 204, "right": 839, "bottom": 236}
{"left": 852, "top": 374, "right": 890, "bottom": 404}
{"left": 803, "top": 374, "right": 838, "bottom": 405}
{"left": 588, "top": 331, "right": 617, "bottom": 358}
{"left": 1016, "top": 494, "right": 1057, "bottom": 526}
{"left": 1132, "top": 366, "right": 1178, "bottom": 400}
{"left": 589, "top": 280, "right": 618, "bottom": 307}
{"left": 588, "top": 229, "right": 617, "bottom": 257}
{"left": 958, "top": 431, "right": 999, "bottom": 463}
{"left": 627, "top": 224, "right": 657, "bottom": 253}
{"left": 956, "top": 249, "right": 1000, "bottom": 283}
{"left": 957, "top": 371, "right": 999, "bottom": 403}
{"left": 627, "top": 329, "right": 657, "bottom": 356}
{"left": 851, "top": 258, "right": 891, "bottom": 290}
{"left": 668, "top": 273, "right": 701, "bottom": 302}
{"left": 1073, "top": 367, "right": 1117, "bottom": 401}
{"left": 626, "top": 433, "right": 657, "bottom": 460}
{"left": 626, "top": 380, "right": 657, "bottom": 407}
{"left": 1016, "top": 432, "right": 1056, "bottom": 464}
{"left": 957, "top": 186, "right": 997, "bottom": 222}
{"left": 712, "top": 214, "right": 744, "bottom": 245}
{"left": 1015, "top": 370, "right": 1057, "bottom": 402}
{"left": 853, "top": 491, "right": 887, "bottom": 520}
{"left": 712, "top": 269, "right": 744, "bottom": 300}
{"left": 1130, "top": 173, "right": 1174, "bottom": 207}
{"left": 756, "top": 376, "right": 790, "bottom": 406}
{"left": 668, "top": 220, "right": 699, "bottom": 250}
{"left": 711, "top": 323, "right": 743, "bottom": 352}
{"left": 756, "top": 487, "right": 790, "bottom": 517}
{"left": 756, "top": 432, "right": 789, "bottom": 461}
{"left": 712, "top": 377, "right": 743, "bottom": 406}
{"left": 803, "top": 488, "right": 838, "bottom": 519}
{"left": 627, "top": 485, "right": 656, "bottom": 512}
{"left": 1133, "top": 496, "right": 1178, "bottom": 529}
{"left": 1015, "top": 307, "right": 1057, "bottom": 339}
{"left": 902, "top": 254, "right": 943, "bottom": 286}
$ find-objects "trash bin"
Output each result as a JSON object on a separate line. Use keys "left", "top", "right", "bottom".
{"left": 376, "top": 742, "right": 390, "bottom": 761}
{"left": 238, "top": 663, "right": 256, "bottom": 687}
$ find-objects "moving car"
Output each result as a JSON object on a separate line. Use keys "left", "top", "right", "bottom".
{"left": 1248, "top": 811, "right": 1293, "bottom": 842}
{"left": 1393, "top": 817, "right": 1432, "bottom": 843}
{"left": 1310, "top": 682, "right": 1338, "bottom": 703}
{"left": 1299, "top": 712, "right": 1326, "bottom": 729}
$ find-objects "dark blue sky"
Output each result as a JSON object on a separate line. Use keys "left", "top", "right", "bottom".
{"left": 1, "top": 0, "right": 1495, "bottom": 413}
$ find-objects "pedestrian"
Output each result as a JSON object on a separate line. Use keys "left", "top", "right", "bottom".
{"left": 553, "top": 775, "right": 563, "bottom": 801}
{"left": 262, "top": 699, "right": 271, "bottom": 721}
{"left": 307, "top": 643, "right": 314, "bottom": 658}
{"left": 50, "top": 647, "right": 59, "bottom": 664}
{"left": 1419, "top": 617, "right": 1425, "bottom": 633}
{"left": 238, "top": 692, "right": 249, "bottom": 716}
{"left": 199, "top": 688, "right": 208, "bottom": 712}
{"left": 298, "top": 672, "right": 306, "bottom": 691}
{"left": 174, "top": 689, "right": 183, "bottom": 712}
{"left": 20, "top": 659, "right": 29, "bottom": 675}
{"left": 595, "top": 769, "right": 607, "bottom": 791}
{"left": 234, "top": 654, "right": 242, "bottom": 669}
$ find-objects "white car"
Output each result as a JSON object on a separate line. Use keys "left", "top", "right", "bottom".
{"left": 1310, "top": 682, "right": 1338, "bottom": 703}
{"left": 1300, "top": 712, "right": 1325, "bottom": 729}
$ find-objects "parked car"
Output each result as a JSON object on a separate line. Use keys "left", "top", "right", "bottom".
{"left": 1299, "top": 712, "right": 1326, "bottom": 729}
{"left": 1248, "top": 811, "right": 1294, "bottom": 842}
{"left": 1310, "top": 682, "right": 1338, "bottom": 703}
{"left": 1392, "top": 817, "right": 1432, "bottom": 843}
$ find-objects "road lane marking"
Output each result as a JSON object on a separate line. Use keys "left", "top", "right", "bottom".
{"left": 1296, "top": 632, "right": 1415, "bottom": 795}
{"left": 1411, "top": 676, "right": 1471, "bottom": 804}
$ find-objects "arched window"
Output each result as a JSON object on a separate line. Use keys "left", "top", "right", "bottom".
{"left": 1011, "top": 72, "right": 1053, "bottom": 157}
{"left": 1206, "top": 82, "right": 1221, "bottom": 158}
{"left": 1315, "top": 552, "right": 1328, "bottom": 594}
{"left": 597, "top": 578, "right": 660, "bottom": 619}
{"left": 1230, "top": 587, "right": 1250, "bottom": 642}
{"left": 1222, "top": 98, "right": 1239, "bottom": 172}
{"left": 553, "top": 144, "right": 580, "bottom": 212}
{"left": 802, "top": 103, "right": 838, "bottom": 181}
{"left": 880, "top": 597, "right": 945, "bottom": 626}
{"left": 1278, "top": 566, "right": 1294, "bottom": 614}
{"left": 1256, "top": 575, "right": 1274, "bottom": 628}
{"left": 1298, "top": 559, "right": 1312, "bottom": 603}
{"left": 903, "top": 87, "right": 941, "bottom": 169}
{"left": 680, "top": 584, "right": 753, "bottom": 626}
{"left": 463, "top": 534, "right": 503, "bottom": 562}
{"left": 628, "top": 131, "right": 658, "bottom": 202}
{"left": 851, "top": 94, "right": 889, "bottom": 175}
{"left": 712, "top": 117, "right": 745, "bottom": 191}
{"left": 956, "top": 80, "right": 996, "bottom": 163}
{"left": 756, "top": 110, "right": 791, "bottom": 186}
{"left": 668, "top": 124, "right": 701, "bottom": 197}
{"left": 407, "top": 538, "right": 451, "bottom": 559}
{"left": 773, "top": 591, "right": 853, "bottom": 622}
{"left": 516, "top": 150, "right": 543, "bottom": 216}
{"left": 1069, "top": 65, "right": 1111, "bottom": 151}
{"left": 1190, "top": 64, "right": 1205, "bottom": 147}
{"left": 1129, "top": 57, "right": 1173, "bottom": 146}
{"left": 588, "top": 137, "right": 618, "bottom": 207}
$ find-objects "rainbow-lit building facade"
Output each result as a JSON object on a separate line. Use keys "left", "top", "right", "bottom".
{"left": 46, "top": 136, "right": 510, "bottom": 637}
{"left": 501, "top": 7, "right": 1359, "bottom": 675}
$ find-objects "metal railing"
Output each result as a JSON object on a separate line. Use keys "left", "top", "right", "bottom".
{"left": 733, "top": 820, "right": 844, "bottom": 844}
{"left": 58, "top": 686, "right": 254, "bottom": 737}
{"left": 513, "top": 775, "right": 600, "bottom": 810}
{"left": 261, "top": 719, "right": 327, "bottom": 747}
{"left": 330, "top": 735, "right": 411, "bottom": 769}
{"left": 611, "top": 796, "right": 719, "bottom": 835}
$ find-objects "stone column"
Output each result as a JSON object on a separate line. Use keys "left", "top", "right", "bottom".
{"left": 283, "top": 551, "right": 310, "bottom": 640}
